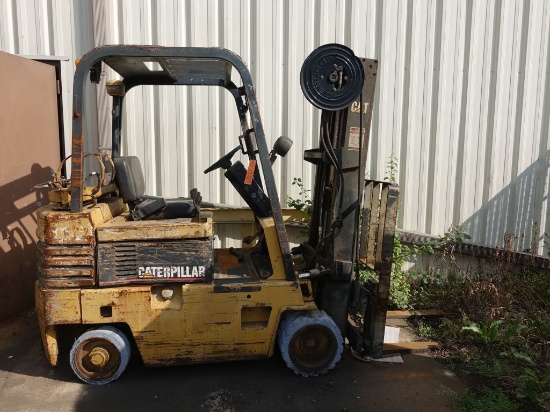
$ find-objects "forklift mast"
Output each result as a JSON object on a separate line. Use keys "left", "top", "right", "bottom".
{"left": 299, "top": 44, "right": 400, "bottom": 358}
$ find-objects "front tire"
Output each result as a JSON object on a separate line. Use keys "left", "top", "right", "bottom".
{"left": 70, "top": 326, "right": 131, "bottom": 385}
{"left": 278, "top": 310, "right": 343, "bottom": 377}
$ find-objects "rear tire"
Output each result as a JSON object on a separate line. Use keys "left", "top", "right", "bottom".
{"left": 70, "top": 326, "right": 131, "bottom": 385}
{"left": 278, "top": 310, "right": 343, "bottom": 377}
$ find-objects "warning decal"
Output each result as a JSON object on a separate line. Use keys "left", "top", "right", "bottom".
{"left": 348, "top": 127, "right": 366, "bottom": 151}
{"left": 244, "top": 159, "right": 257, "bottom": 185}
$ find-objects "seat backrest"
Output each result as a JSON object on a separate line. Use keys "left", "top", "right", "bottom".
{"left": 114, "top": 156, "right": 145, "bottom": 203}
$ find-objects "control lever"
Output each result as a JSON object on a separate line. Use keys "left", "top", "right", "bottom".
{"left": 190, "top": 188, "right": 202, "bottom": 221}
{"left": 243, "top": 232, "right": 259, "bottom": 245}
{"left": 229, "top": 247, "right": 244, "bottom": 262}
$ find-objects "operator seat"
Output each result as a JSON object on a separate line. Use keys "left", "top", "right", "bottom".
{"left": 114, "top": 156, "right": 167, "bottom": 220}
{"left": 115, "top": 156, "right": 218, "bottom": 221}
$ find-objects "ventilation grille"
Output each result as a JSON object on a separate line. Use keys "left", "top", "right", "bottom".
{"left": 112, "top": 243, "right": 137, "bottom": 278}
{"left": 37, "top": 242, "right": 95, "bottom": 288}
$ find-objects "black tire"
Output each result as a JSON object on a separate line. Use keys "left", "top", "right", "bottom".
{"left": 278, "top": 310, "right": 343, "bottom": 377}
{"left": 70, "top": 326, "right": 131, "bottom": 385}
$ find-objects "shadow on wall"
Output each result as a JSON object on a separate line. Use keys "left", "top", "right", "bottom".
{"left": 461, "top": 150, "right": 550, "bottom": 255}
{"left": 0, "top": 164, "right": 52, "bottom": 321}
{"left": 403, "top": 150, "right": 550, "bottom": 278}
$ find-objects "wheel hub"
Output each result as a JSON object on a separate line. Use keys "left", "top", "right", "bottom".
{"left": 74, "top": 337, "right": 122, "bottom": 381}
{"left": 299, "top": 332, "right": 322, "bottom": 354}
{"left": 289, "top": 324, "right": 338, "bottom": 372}
{"left": 88, "top": 346, "right": 110, "bottom": 367}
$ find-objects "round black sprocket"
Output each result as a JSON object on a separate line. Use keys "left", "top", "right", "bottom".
{"left": 300, "top": 43, "right": 364, "bottom": 111}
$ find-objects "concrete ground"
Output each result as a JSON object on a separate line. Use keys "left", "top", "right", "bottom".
{"left": 0, "top": 311, "right": 465, "bottom": 412}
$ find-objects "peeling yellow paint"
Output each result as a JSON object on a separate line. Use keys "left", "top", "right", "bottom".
{"left": 43, "top": 281, "right": 310, "bottom": 366}
{"left": 38, "top": 288, "right": 82, "bottom": 325}
{"left": 258, "top": 217, "right": 286, "bottom": 280}
{"left": 36, "top": 197, "right": 126, "bottom": 244}
{"left": 96, "top": 212, "right": 213, "bottom": 242}
{"left": 48, "top": 183, "right": 119, "bottom": 205}
{"left": 43, "top": 326, "right": 59, "bottom": 366}
{"left": 35, "top": 284, "right": 82, "bottom": 366}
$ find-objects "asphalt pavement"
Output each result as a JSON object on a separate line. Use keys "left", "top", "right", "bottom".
{"left": 0, "top": 310, "right": 465, "bottom": 412}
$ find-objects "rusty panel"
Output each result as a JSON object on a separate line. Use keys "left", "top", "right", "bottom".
{"left": 37, "top": 242, "right": 95, "bottom": 288}
{"left": 35, "top": 282, "right": 81, "bottom": 366}
{"left": 35, "top": 286, "right": 82, "bottom": 325}
{"left": 39, "top": 264, "right": 94, "bottom": 282}
{"left": 96, "top": 212, "right": 213, "bottom": 242}
{"left": 39, "top": 268, "right": 95, "bottom": 278}
{"left": 37, "top": 211, "right": 95, "bottom": 245}
{"left": 40, "top": 278, "right": 95, "bottom": 288}
{"left": 38, "top": 243, "right": 95, "bottom": 256}
{"left": 0, "top": 52, "right": 61, "bottom": 320}
{"left": 36, "top": 198, "right": 126, "bottom": 245}
{"left": 40, "top": 256, "right": 94, "bottom": 267}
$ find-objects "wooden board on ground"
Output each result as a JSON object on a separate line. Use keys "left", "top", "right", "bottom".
{"left": 383, "top": 341, "right": 439, "bottom": 354}
{"left": 386, "top": 310, "right": 446, "bottom": 319}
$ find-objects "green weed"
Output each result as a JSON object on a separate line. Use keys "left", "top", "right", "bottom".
{"left": 461, "top": 320, "right": 526, "bottom": 347}
{"left": 517, "top": 367, "right": 550, "bottom": 410}
{"left": 453, "top": 388, "right": 518, "bottom": 412}
{"left": 286, "top": 177, "right": 313, "bottom": 215}
{"left": 415, "top": 319, "right": 438, "bottom": 340}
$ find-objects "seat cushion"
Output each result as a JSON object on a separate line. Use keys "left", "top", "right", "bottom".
{"left": 131, "top": 197, "right": 167, "bottom": 220}
{"left": 114, "top": 156, "right": 145, "bottom": 203}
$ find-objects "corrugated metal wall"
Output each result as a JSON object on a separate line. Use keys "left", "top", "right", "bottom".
{"left": 2, "top": 0, "right": 550, "bottom": 254}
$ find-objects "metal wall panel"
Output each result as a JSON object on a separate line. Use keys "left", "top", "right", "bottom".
{"left": 2, "top": 0, "right": 549, "bottom": 254}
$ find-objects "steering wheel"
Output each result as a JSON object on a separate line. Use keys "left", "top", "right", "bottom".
{"left": 204, "top": 145, "right": 241, "bottom": 174}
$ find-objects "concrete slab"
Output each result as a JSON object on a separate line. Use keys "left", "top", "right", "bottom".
{"left": 0, "top": 311, "right": 466, "bottom": 412}
{"left": 386, "top": 318, "right": 420, "bottom": 343}
{"left": 384, "top": 326, "right": 401, "bottom": 343}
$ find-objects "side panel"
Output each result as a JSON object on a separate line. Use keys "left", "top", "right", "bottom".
{"left": 79, "top": 282, "right": 309, "bottom": 366}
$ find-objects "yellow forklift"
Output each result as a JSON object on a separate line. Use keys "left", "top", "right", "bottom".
{"left": 35, "top": 44, "right": 399, "bottom": 384}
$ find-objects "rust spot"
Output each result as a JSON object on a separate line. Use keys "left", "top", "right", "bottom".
{"left": 213, "top": 284, "right": 261, "bottom": 293}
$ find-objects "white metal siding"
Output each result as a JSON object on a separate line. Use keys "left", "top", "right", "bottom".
{"left": 2, "top": 0, "right": 549, "bottom": 254}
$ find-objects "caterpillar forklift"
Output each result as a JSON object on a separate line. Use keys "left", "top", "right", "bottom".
{"left": 34, "top": 44, "right": 399, "bottom": 384}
